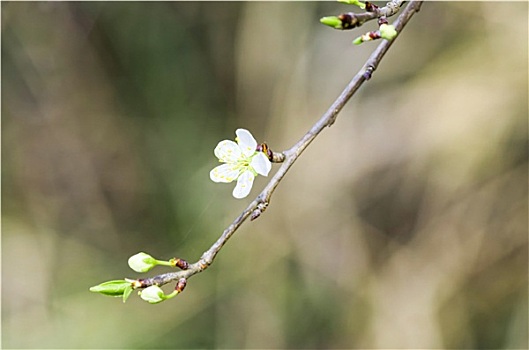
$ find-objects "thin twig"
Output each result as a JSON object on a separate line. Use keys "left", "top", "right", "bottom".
{"left": 137, "top": 0, "right": 423, "bottom": 289}
{"left": 332, "top": 0, "right": 405, "bottom": 29}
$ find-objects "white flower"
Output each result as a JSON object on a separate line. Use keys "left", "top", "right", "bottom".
{"left": 210, "top": 129, "right": 272, "bottom": 199}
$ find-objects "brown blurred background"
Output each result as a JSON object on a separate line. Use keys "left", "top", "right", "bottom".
{"left": 2, "top": 2, "right": 527, "bottom": 349}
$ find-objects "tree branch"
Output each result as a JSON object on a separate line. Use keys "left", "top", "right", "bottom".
{"left": 134, "top": 0, "right": 423, "bottom": 290}
{"left": 321, "top": 0, "right": 405, "bottom": 30}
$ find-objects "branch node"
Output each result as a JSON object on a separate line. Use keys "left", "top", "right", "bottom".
{"left": 257, "top": 143, "right": 285, "bottom": 163}
{"left": 170, "top": 258, "right": 189, "bottom": 270}
{"left": 251, "top": 201, "right": 269, "bottom": 221}
{"left": 175, "top": 278, "right": 187, "bottom": 293}
{"left": 365, "top": 1, "right": 379, "bottom": 12}
{"left": 198, "top": 258, "right": 209, "bottom": 270}
{"left": 327, "top": 108, "right": 341, "bottom": 127}
{"left": 271, "top": 152, "right": 285, "bottom": 163}
{"left": 338, "top": 13, "right": 361, "bottom": 29}
{"left": 363, "top": 65, "right": 375, "bottom": 80}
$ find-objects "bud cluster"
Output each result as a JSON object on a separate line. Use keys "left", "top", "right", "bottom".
{"left": 90, "top": 252, "right": 190, "bottom": 303}
{"left": 320, "top": 0, "right": 399, "bottom": 45}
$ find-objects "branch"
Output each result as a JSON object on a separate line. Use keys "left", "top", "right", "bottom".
{"left": 321, "top": 0, "right": 405, "bottom": 30}
{"left": 135, "top": 0, "right": 423, "bottom": 290}
{"left": 90, "top": 1, "right": 423, "bottom": 303}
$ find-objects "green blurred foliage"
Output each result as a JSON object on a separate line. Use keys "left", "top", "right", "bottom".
{"left": 2, "top": 2, "right": 527, "bottom": 349}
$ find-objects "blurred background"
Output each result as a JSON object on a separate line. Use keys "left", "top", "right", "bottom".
{"left": 2, "top": 1, "right": 527, "bottom": 349}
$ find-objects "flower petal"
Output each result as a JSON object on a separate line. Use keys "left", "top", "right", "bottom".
{"left": 210, "top": 164, "right": 240, "bottom": 183}
{"left": 236, "top": 129, "right": 258, "bottom": 158}
{"left": 251, "top": 152, "right": 272, "bottom": 177}
{"left": 232, "top": 170, "right": 255, "bottom": 199}
{"left": 214, "top": 140, "right": 242, "bottom": 163}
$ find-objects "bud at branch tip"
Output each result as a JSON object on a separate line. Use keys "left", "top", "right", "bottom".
{"left": 320, "top": 16, "right": 343, "bottom": 29}
{"left": 337, "top": 0, "right": 366, "bottom": 9}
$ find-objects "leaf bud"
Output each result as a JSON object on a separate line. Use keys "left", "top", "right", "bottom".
{"left": 175, "top": 278, "right": 187, "bottom": 293}
{"left": 337, "top": 0, "right": 366, "bottom": 9}
{"left": 320, "top": 16, "right": 343, "bottom": 29}
{"left": 170, "top": 258, "right": 189, "bottom": 270}
{"left": 89, "top": 280, "right": 131, "bottom": 297}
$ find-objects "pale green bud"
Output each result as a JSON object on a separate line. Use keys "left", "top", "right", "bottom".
{"left": 380, "top": 24, "right": 397, "bottom": 40}
{"left": 128, "top": 252, "right": 157, "bottom": 273}
{"left": 139, "top": 286, "right": 179, "bottom": 304}
{"left": 337, "top": 0, "right": 366, "bottom": 9}
{"left": 320, "top": 16, "right": 343, "bottom": 29}
{"left": 139, "top": 285, "right": 166, "bottom": 304}
{"left": 352, "top": 36, "right": 364, "bottom": 45}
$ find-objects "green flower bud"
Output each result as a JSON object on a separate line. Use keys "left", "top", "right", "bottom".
{"left": 139, "top": 285, "right": 166, "bottom": 304}
{"left": 128, "top": 252, "right": 157, "bottom": 273}
{"left": 337, "top": 0, "right": 366, "bottom": 9}
{"left": 352, "top": 36, "right": 364, "bottom": 45}
{"left": 89, "top": 280, "right": 131, "bottom": 297}
{"left": 320, "top": 16, "right": 343, "bottom": 29}
{"left": 139, "top": 285, "right": 180, "bottom": 304}
{"left": 380, "top": 24, "right": 397, "bottom": 40}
